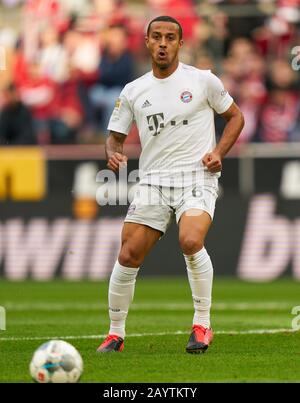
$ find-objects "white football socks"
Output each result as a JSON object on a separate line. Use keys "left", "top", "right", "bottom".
{"left": 184, "top": 247, "right": 213, "bottom": 329}
{"left": 108, "top": 260, "right": 139, "bottom": 339}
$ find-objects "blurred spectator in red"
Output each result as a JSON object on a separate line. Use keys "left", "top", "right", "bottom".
{"left": 16, "top": 58, "right": 58, "bottom": 144}
{"left": 1, "top": 0, "right": 299, "bottom": 145}
{"left": 89, "top": 25, "right": 135, "bottom": 135}
{"left": 89, "top": 0, "right": 144, "bottom": 56}
{"left": 63, "top": 29, "right": 100, "bottom": 78}
{"left": 253, "top": 0, "right": 300, "bottom": 59}
{"left": 93, "top": 0, "right": 123, "bottom": 26}
{"left": 218, "top": 38, "right": 267, "bottom": 143}
{"left": 237, "top": 74, "right": 266, "bottom": 144}
{"left": 23, "top": 0, "right": 68, "bottom": 62}
{"left": 39, "top": 26, "right": 69, "bottom": 83}
{"left": 0, "top": 84, "right": 36, "bottom": 145}
{"left": 257, "top": 59, "right": 300, "bottom": 142}
{"left": 147, "top": 0, "right": 200, "bottom": 42}
{"left": 60, "top": 29, "right": 101, "bottom": 142}
{"left": 13, "top": 51, "right": 82, "bottom": 144}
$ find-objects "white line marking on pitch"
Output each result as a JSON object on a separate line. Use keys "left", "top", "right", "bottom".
{"left": 0, "top": 328, "right": 298, "bottom": 342}
{"left": 1, "top": 302, "right": 295, "bottom": 312}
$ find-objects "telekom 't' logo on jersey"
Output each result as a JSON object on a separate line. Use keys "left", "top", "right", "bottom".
{"left": 147, "top": 113, "right": 164, "bottom": 136}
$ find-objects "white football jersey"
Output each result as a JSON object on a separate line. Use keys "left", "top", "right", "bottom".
{"left": 108, "top": 62, "right": 233, "bottom": 187}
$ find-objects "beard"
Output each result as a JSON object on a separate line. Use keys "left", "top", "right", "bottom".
{"left": 153, "top": 54, "right": 177, "bottom": 70}
{"left": 156, "top": 62, "right": 170, "bottom": 70}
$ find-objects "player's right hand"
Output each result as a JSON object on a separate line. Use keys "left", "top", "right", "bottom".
{"left": 202, "top": 151, "right": 222, "bottom": 173}
{"left": 107, "top": 152, "right": 128, "bottom": 172}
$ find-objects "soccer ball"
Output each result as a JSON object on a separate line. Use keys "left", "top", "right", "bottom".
{"left": 29, "top": 340, "right": 83, "bottom": 383}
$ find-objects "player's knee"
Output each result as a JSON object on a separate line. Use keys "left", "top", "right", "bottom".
{"left": 179, "top": 235, "right": 204, "bottom": 255}
{"left": 118, "top": 246, "right": 143, "bottom": 268}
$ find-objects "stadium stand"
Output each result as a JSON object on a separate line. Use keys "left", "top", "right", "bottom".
{"left": 0, "top": 0, "right": 299, "bottom": 145}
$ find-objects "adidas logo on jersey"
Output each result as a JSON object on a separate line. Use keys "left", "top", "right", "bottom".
{"left": 142, "top": 100, "right": 152, "bottom": 108}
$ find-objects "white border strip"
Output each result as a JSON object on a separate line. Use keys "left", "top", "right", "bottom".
{"left": 0, "top": 328, "right": 298, "bottom": 342}
{"left": 1, "top": 302, "right": 295, "bottom": 311}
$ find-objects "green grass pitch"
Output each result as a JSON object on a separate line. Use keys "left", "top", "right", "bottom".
{"left": 0, "top": 278, "right": 299, "bottom": 383}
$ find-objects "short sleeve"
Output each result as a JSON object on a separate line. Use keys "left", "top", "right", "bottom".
{"left": 107, "top": 86, "right": 134, "bottom": 135}
{"left": 206, "top": 72, "right": 233, "bottom": 114}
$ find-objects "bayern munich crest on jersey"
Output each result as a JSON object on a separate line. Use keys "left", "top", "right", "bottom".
{"left": 180, "top": 91, "right": 193, "bottom": 103}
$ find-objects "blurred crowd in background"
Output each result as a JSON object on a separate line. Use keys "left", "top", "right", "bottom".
{"left": 0, "top": 0, "right": 299, "bottom": 146}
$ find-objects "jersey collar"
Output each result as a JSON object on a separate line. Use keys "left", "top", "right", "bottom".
{"left": 151, "top": 62, "right": 182, "bottom": 83}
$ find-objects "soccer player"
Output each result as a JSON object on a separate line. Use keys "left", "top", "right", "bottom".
{"left": 97, "top": 16, "right": 244, "bottom": 353}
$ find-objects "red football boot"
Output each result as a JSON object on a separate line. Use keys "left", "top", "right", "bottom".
{"left": 186, "top": 325, "right": 213, "bottom": 354}
{"left": 97, "top": 334, "right": 124, "bottom": 353}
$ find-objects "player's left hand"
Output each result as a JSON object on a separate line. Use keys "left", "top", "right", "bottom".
{"left": 202, "top": 151, "right": 222, "bottom": 173}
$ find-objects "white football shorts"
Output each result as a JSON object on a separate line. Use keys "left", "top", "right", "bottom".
{"left": 125, "top": 177, "right": 219, "bottom": 234}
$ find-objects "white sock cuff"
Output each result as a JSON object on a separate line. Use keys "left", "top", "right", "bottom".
{"left": 184, "top": 247, "right": 210, "bottom": 267}
{"left": 113, "top": 261, "right": 140, "bottom": 279}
